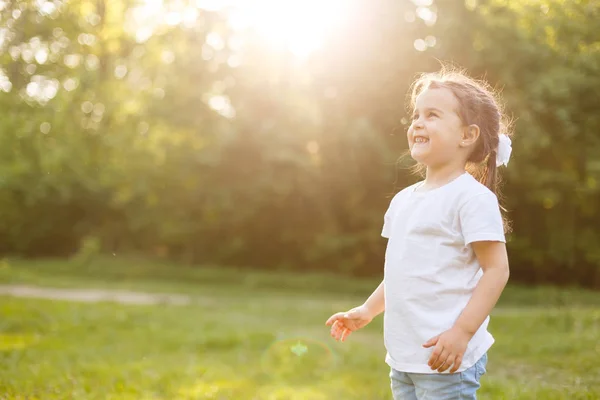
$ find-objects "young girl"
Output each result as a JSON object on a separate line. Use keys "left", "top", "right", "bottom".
{"left": 326, "top": 70, "right": 512, "bottom": 400}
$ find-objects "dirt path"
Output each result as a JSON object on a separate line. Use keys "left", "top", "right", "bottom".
{"left": 0, "top": 284, "right": 192, "bottom": 306}
{"left": 0, "top": 284, "right": 580, "bottom": 316}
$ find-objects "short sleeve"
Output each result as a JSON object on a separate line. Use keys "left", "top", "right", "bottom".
{"left": 459, "top": 192, "right": 506, "bottom": 245}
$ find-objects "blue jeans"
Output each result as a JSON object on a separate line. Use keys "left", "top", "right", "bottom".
{"left": 390, "top": 353, "right": 487, "bottom": 400}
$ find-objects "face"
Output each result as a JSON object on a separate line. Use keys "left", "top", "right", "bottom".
{"left": 407, "top": 87, "right": 466, "bottom": 168}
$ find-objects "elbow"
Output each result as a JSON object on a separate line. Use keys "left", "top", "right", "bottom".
{"left": 483, "top": 262, "right": 510, "bottom": 284}
{"left": 500, "top": 262, "right": 510, "bottom": 284}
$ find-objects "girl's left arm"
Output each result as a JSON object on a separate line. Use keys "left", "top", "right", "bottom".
{"left": 453, "top": 240, "right": 510, "bottom": 335}
{"left": 424, "top": 241, "right": 509, "bottom": 373}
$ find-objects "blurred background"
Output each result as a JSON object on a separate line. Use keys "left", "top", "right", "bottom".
{"left": 1, "top": 0, "right": 599, "bottom": 288}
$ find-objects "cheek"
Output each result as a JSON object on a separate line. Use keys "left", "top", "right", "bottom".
{"left": 430, "top": 122, "right": 458, "bottom": 144}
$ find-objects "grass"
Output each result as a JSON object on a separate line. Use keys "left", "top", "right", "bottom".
{"left": 0, "top": 256, "right": 599, "bottom": 399}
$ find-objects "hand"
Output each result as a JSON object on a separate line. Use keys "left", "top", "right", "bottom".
{"left": 423, "top": 327, "right": 472, "bottom": 373}
{"left": 325, "top": 305, "right": 374, "bottom": 342}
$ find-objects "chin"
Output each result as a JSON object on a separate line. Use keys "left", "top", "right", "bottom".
{"left": 410, "top": 150, "right": 429, "bottom": 164}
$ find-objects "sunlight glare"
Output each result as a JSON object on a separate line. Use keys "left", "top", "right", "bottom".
{"left": 137, "top": 0, "right": 354, "bottom": 58}
{"left": 199, "top": 0, "right": 352, "bottom": 58}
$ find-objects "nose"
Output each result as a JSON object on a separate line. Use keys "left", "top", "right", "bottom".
{"left": 412, "top": 118, "right": 424, "bottom": 130}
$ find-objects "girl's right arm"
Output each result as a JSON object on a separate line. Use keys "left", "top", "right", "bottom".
{"left": 362, "top": 279, "right": 385, "bottom": 317}
{"left": 325, "top": 279, "right": 385, "bottom": 341}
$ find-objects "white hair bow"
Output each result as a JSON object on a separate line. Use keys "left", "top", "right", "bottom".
{"left": 496, "top": 134, "right": 512, "bottom": 167}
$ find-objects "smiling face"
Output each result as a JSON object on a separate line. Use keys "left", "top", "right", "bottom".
{"left": 408, "top": 87, "right": 468, "bottom": 168}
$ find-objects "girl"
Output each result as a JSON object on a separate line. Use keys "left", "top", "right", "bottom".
{"left": 325, "top": 70, "right": 512, "bottom": 400}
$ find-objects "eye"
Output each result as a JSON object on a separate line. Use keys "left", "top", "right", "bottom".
{"left": 427, "top": 111, "right": 438, "bottom": 118}
{"left": 412, "top": 113, "right": 419, "bottom": 120}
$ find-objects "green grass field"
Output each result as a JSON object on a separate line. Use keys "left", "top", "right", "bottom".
{"left": 1, "top": 257, "right": 599, "bottom": 399}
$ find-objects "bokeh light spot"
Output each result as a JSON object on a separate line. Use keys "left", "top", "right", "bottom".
{"left": 261, "top": 337, "right": 335, "bottom": 382}
{"left": 414, "top": 39, "right": 427, "bottom": 52}
{"left": 40, "top": 122, "right": 51, "bottom": 134}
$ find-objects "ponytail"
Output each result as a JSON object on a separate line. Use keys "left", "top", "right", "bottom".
{"left": 482, "top": 151, "right": 498, "bottom": 195}
{"left": 481, "top": 150, "right": 510, "bottom": 227}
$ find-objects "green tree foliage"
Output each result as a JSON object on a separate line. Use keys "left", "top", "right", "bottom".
{"left": 430, "top": 0, "right": 600, "bottom": 286}
{"left": 1, "top": 0, "right": 599, "bottom": 287}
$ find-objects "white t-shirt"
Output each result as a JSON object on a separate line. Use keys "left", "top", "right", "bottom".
{"left": 381, "top": 172, "right": 505, "bottom": 373}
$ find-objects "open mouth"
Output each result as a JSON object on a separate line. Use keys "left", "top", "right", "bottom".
{"left": 413, "top": 136, "right": 429, "bottom": 144}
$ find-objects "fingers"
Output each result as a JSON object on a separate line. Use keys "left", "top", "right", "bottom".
{"left": 329, "top": 320, "right": 350, "bottom": 342}
{"left": 325, "top": 312, "right": 346, "bottom": 326}
{"left": 422, "top": 335, "right": 439, "bottom": 348}
{"left": 427, "top": 346, "right": 440, "bottom": 368}
{"left": 448, "top": 354, "right": 463, "bottom": 374}
{"left": 340, "top": 327, "right": 349, "bottom": 342}
{"left": 430, "top": 349, "right": 463, "bottom": 373}
{"left": 329, "top": 320, "right": 339, "bottom": 339}
{"left": 437, "top": 354, "right": 454, "bottom": 373}
{"left": 429, "top": 347, "right": 449, "bottom": 371}
{"left": 423, "top": 329, "right": 468, "bottom": 373}
{"left": 327, "top": 308, "right": 361, "bottom": 342}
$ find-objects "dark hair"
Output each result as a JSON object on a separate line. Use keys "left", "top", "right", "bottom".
{"left": 408, "top": 67, "right": 512, "bottom": 227}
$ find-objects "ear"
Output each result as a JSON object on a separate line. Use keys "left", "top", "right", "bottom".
{"left": 460, "top": 124, "right": 480, "bottom": 148}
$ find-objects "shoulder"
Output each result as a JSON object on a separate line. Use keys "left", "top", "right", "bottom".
{"left": 455, "top": 174, "right": 499, "bottom": 209}
{"left": 455, "top": 175, "right": 505, "bottom": 243}
{"left": 386, "top": 181, "right": 422, "bottom": 208}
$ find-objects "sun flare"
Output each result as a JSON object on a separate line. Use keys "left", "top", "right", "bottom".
{"left": 137, "top": 0, "right": 354, "bottom": 57}
{"left": 198, "top": 0, "right": 352, "bottom": 57}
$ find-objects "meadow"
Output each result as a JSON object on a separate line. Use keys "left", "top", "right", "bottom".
{"left": 0, "top": 257, "right": 599, "bottom": 399}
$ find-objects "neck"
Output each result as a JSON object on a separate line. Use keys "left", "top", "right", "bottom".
{"left": 422, "top": 162, "right": 466, "bottom": 190}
